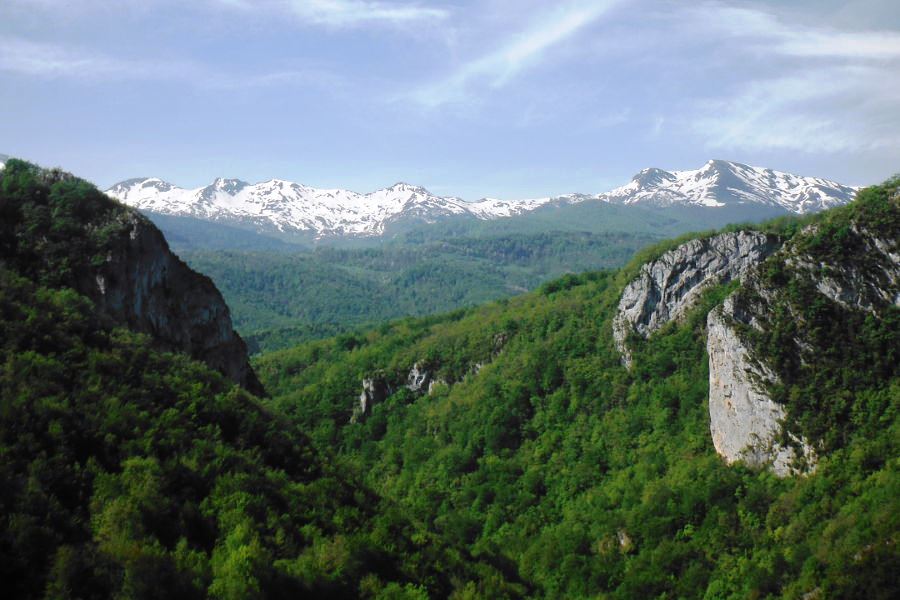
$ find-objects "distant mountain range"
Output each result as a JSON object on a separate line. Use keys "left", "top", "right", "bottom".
{"left": 0, "top": 156, "right": 859, "bottom": 240}
{"left": 103, "top": 160, "right": 857, "bottom": 239}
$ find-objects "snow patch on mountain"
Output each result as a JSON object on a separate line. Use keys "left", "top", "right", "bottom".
{"left": 106, "top": 160, "right": 857, "bottom": 238}
{"left": 605, "top": 159, "right": 855, "bottom": 213}
{"left": 107, "top": 178, "right": 560, "bottom": 238}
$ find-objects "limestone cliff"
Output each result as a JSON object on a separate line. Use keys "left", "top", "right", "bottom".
{"left": 612, "top": 194, "right": 898, "bottom": 476}
{"left": 351, "top": 376, "right": 393, "bottom": 424}
{"left": 707, "top": 297, "right": 814, "bottom": 476}
{"left": 613, "top": 231, "right": 780, "bottom": 367}
{"left": 85, "top": 211, "right": 264, "bottom": 394}
{"left": 786, "top": 223, "right": 900, "bottom": 313}
{"left": 704, "top": 211, "right": 898, "bottom": 475}
{"left": 0, "top": 160, "right": 262, "bottom": 394}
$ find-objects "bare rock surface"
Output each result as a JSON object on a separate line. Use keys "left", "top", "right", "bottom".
{"left": 613, "top": 231, "right": 780, "bottom": 367}
{"left": 406, "top": 363, "right": 432, "bottom": 393}
{"left": 351, "top": 376, "right": 393, "bottom": 423}
{"left": 786, "top": 224, "right": 900, "bottom": 312}
{"left": 707, "top": 297, "right": 815, "bottom": 476}
{"left": 81, "top": 211, "right": 263, "bottom": 394}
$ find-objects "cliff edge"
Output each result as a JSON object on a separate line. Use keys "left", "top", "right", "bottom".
{"left": 0, "top": 159, "right": 262, "bottom": 394}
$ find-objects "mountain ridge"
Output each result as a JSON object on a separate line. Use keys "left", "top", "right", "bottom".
{"left": 0, "top": 158, "right": 262, "bottom": 393}
{"left": 102, "top": 159, "right": 858, "bottom": 239}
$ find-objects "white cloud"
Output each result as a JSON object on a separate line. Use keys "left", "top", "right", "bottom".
{"left": 0, "top": 37, "right": 171, "bottom": 79}
{"left": 285, "top": 0, "right": 447, "bottom": 27}
{"left": 688, "top": 3, "right": 900, "bottom": 60}
{"left": 681, "top": 2, "right": 900, "bottom": 153}
{"left": 5, "top": 0, "right": 447, "bottom": 28}
{"left": 692, "top": 67, "right": 900, "bottom": 152}
{"left": 410, "top": 0, "right": 621, "bottom": 107}
{"left": 0, "top": 36, "right": 346, "bottom": 91}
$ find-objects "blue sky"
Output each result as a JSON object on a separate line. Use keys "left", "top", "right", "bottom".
{"left": 2, "top": 0, "right": 899, "bottom": 199}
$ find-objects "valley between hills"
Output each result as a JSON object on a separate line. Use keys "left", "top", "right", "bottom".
{"left": 1, "top": 156, "right": 897, "bottom": 598}
{"left": 104, "top": 159, "right": 859, "bottom": 353}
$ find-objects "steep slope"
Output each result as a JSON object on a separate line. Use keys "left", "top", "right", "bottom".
{"left": 612, "top": 230, "right": 780, "bottom": 367}
{"left": 257, "top": 177, "right": 898, "bottom": 598}
{"left": 0, "top": 159, "right": 261, "bottom": 393}
{"left": 107, "top": 160, "right": 856, "bottom": 240}
{"left": 609, "top": 182, "right": 898, "bottom": 476}
{"left": 0, "top": 159, "right": 524, "bottom": 599}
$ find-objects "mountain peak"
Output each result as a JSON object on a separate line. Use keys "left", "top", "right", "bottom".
{"left": 106, "top": 161, "right": 857, "bottom": 238}
{"left": 606, "top": 160, "right": 856, "bottom": 212}
{"left": 106, "top": 177, "right": 175, "bottom": 194}
{"left": 387, "top": 182, "right": 431, "bottom": 195}
{"left": 631, "top": 167, "right": 677, "bottom": 186}
{"left": 210, "top": 177, "right": 249, "bottom": 195}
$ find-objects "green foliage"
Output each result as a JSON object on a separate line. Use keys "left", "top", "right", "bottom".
{"left": 0, "top": 159, "right": 132, "bottom": 289}
{"left": 257, "top": 179, "right": 899, "bottom": 598}
{"left": 2, "top": 157, "right": 897, "bottom": 598}
{"left": 731, "top": 180, "right": 900, "bottom": 451}
{"left": 0, "top": 267, "right": 524, "bottom": 598}
{"left": 0, "top": 160, "right": 522, "bottom": 599}
{"left": 182, "top": 231, "right": 658, "bottom": 353}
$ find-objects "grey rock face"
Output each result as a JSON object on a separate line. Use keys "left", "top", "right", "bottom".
{"left": 613, "top": 231, "right": 780, "bottom": 367}
{"left": 406, "top": 363, "right": 432, "bottom": 393}
{"left": 80, "top": 211, "right": 263, "bottom": 394}
{"left": 351, "top": 377, "right": 392, "bottom": 423}
{"left": 787, "top": 224, "right": 900, "bottom": 312}
{"left": 707, "top": 297, "right": 814, "bottom": 476}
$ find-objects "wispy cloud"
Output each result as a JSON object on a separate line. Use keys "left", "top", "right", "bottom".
{"left": 681, "top": 2, "right": 900, "bottom": 153}
{"left": 0, "top": 36, "right": 345, "bottom": 91}
{"left": 214, "top": 0, "right": 448, "bottom": 28}
{"left": 0, "top": 37, "right": 177, "bottom": 80}
{"left": 284, "top": 0, "right": 447, "bottom": 27}
{"left": 8, "top": 0, "right": 448, "bottom": 29}
{"left": 690, "top": 3, "right": 900, "bottom": 60}
{"left": 692, "top": 67, "right": 900, "bottom": 152}
{"left": 410, "top": 0, "right": 621, "bottom": 107}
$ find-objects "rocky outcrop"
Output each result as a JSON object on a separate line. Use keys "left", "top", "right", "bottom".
{"left": 786, "top": 223, "right": 900, "bottom": 312}
{"left": 81, "top": 211, "right": 263, "bottom": 394}
{"left": 0, "top": 161, "right": 262, "bottom": 393}
{"left": 406, "top": 363, "right": 432, "bottom": 393}
{"left": 707, "top": 297, "right": 815, "bottom": 476}
{"left": 703, "top": 217, "right": 899, "bottom": 475}
{"left": 613, "top": 231, "right": 779, "bottom": 367}
{"left": 351, "top": 332, "right": 512, "bottom": 423}
{"left": 351, "top": 376, "right": 392, "bottom": 423}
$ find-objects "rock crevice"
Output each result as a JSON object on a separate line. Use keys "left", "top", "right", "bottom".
{"left": 613, "top": 231, "right": 780, "bottom": 367}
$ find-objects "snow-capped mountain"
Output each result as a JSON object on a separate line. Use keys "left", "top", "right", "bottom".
{"left": 106, "top": 177, "right": 559, "bottom": 237}
{"left": 605, "top": 159, "right": 856, "bottom": 213}
{"left": 105, "top": 159, "right": 857, "bottom": 239}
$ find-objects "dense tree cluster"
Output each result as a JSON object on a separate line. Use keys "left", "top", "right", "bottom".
{"left": 1, "top": 159, "right": 897, "bottom": 598}
{"left": 257, "top": 179, "right": 899, "bottom": 599}
{"left": 0, "top": 160, "right": 520, "bottom": 599}
{"left": 183, "top": 231, "right": 656, "bottom": 352}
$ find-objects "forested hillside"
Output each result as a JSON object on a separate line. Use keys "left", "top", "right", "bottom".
{"left": 2, "top": 158, "right": 896, "bottom": 599}
{"left": 182, "top": 231, "right": 656, "bottom": 352}
{"left": 148, "top": 178, "right": 816, "bottom": 354}
{"left": 257, "top": 177, "right": 900, "bottom": 598}
{"left": 0, "top": 160, "right": 521, "bottom": 599}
